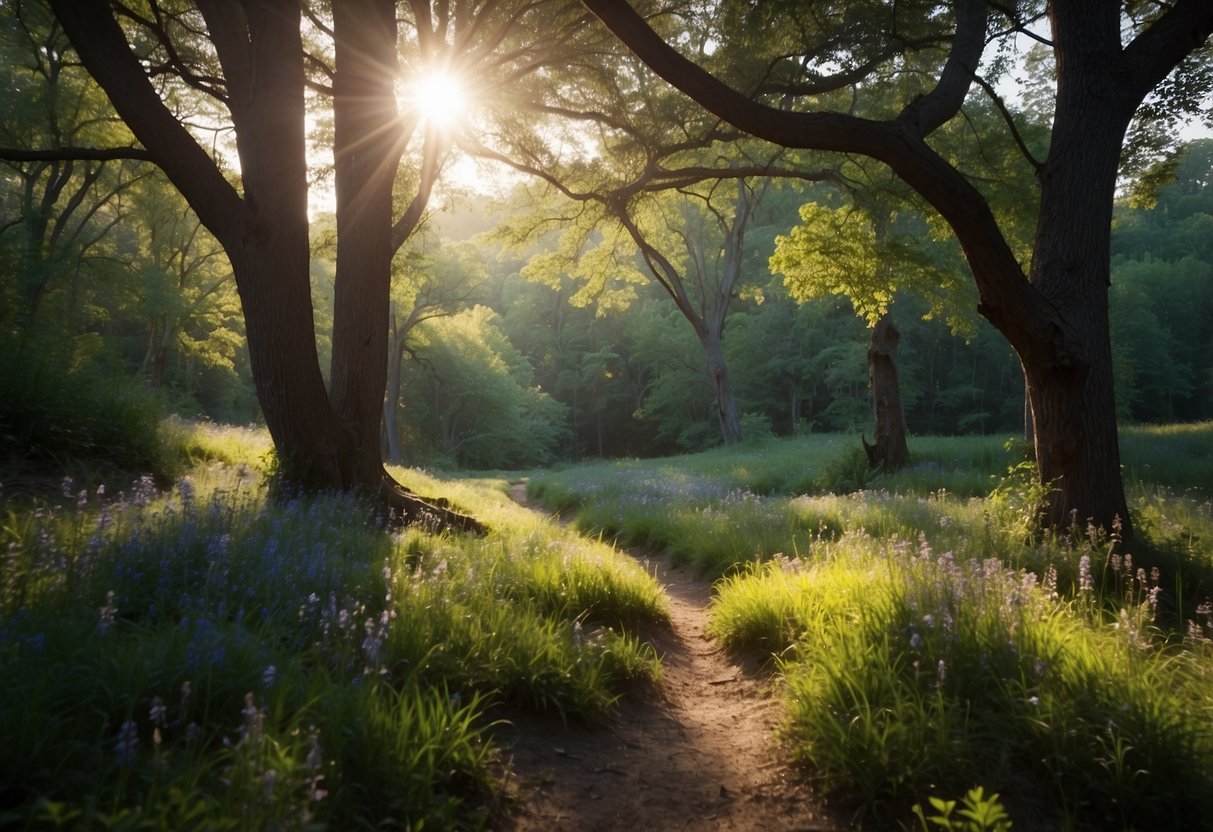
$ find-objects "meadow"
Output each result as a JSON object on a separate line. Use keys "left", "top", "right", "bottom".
{"left": 527, "top": 423, "right": 1213, "bottom": 829}
{"left": 3, "top": 421, "right": 1212, "bottom": 829}
{"left": 0, "top": 422, "right": 665, "bottom": 830}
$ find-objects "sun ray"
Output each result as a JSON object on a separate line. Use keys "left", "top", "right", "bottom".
{"left": 408, "top": 70, "right": 467, "bottom": 128}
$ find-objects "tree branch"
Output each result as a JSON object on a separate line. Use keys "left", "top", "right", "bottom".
{"left": 48, "top": 0, "right": 246, "bottom": 252}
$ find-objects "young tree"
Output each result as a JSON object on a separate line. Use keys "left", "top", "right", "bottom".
{"left": 383, "top": 238, "right": 486, "bottom": 463}
{"left": 582, "top": 0, "right": 1213, "bottom": 533}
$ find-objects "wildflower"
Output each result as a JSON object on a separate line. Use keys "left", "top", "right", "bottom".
{"left": 61, "top": 476, "right": 75, "bottom": 500}
{"left": 936, "top": 659, "right": 947, "bottom": 686}
{"left": 910, "top": 632, "right": 924, "bottom": 651}
{"left": 1043, "top": 566, "right": 1059, "bottom": 598}
{"left": 1188, "top": 619, "right": 1208, "bottom": 643}
{"left": 262, "top": 665, "right": 277, "bottom": 689}
{"left": 149, "top": 696, "right": 168, "bottom": 726}
{"left": 262, "top": 769, "right": 278, "bottom": 800}
{"left": 305, "top": 732, "right": 323, "bottom": 771}
{"left": 132, "top": 475, "right": 157, "bottom": 508}
{"left": 1078, "top": 555, "right": 1094, "bottom": 593}
{"left": 1034, "top": 659, "right": 1047, "bottom": 679}
{"left": 239, "top": 692, "right": 265, "bottom": 745}
{"left": 1028, "top": 696, "right": 1040, "bottom": 707}
{"left": 115, "top": 719, "right": 139, "bottom": 766}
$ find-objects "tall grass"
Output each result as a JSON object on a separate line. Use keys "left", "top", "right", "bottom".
{"left": 0, "top": 459, "right": 666, "bottom": 829}
{"left": 530, "top": 429, "right": 1213, "bottom": 828}
{"left": 712, "top": 534, "right": 1213, "bottom": 828}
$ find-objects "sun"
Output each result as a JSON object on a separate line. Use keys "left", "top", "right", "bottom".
{"left": 408, "top": 70, "right": 468, "bottom": 128}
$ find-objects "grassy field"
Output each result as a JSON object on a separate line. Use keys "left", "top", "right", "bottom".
{"left": 0, "top": 423, "right": 665, "bottom": 830}
{"left": 528, "top": 424, "right": 1213, "bottom": 829}
{"left": 3, "top": 421, "right": 1211, "bottom": 829}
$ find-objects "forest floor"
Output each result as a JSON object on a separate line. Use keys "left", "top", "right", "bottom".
{"left": 496, "top": 483, "right": 845, "bottom": 832}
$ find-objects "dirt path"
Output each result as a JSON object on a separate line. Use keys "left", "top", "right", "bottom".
{"left": 496, "top": 483, "right": 842, "bottom": 831}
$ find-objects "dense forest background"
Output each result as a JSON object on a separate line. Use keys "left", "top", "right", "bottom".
{"left": 2, "top": 2, "right": 1210, "bottom": 473}
{"left": 5, "top": 140, "right": 1213, "bottom": 470}
{"left": 7, "top": 138, "right": 1212, "bottom": 471}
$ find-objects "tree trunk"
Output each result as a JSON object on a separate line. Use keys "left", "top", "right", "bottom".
{"left": 1023, "top": 149, "right": 1129, "bottom": 533}
{"left": 44, "top": 0, "right": 483, "bottom": 533}
{"left": 1013, "top": 6, "right": 1133, "bottom": 535}
{"left": 789, "top": 381, "right": 801, "bottom": 434}
{"left": 701, "top": 329, "right": 743, "bottom": 445}
{"left": 383, "top": 312, "right": 407, "bottom": 465}
{"left": 863, "top": 312, "right": 909, "bottom": 469}
{"left": 328, "top": 0, "right": 399, "bottom": 491}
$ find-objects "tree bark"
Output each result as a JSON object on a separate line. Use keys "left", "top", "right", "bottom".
{"left": 329, "top": 0, "right": 401, "bottom": 490}
{"left": 383, "top": 307, "right": 408, "bottom": 465}
{"left": 1020, "top": 5, "right": 1133, "bottom": 531}
{"left": 863, "top": 313, "right": 909, "bottom": 470}
{"left": 700, "top": 329, "right": 743, "bottom": 445}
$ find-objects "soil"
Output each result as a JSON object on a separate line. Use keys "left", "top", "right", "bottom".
{"left": 494, "top": 483, "right": 845, "bottom": 832}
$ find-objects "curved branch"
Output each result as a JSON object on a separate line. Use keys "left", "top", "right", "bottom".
{"left": 970, "top": 74, "right": 1044, "bottom": 173}
{"left": 894, "top": 0, "right": 988, "bottom": 137}
{"left": 48, "top": 0, "right": 246, "bottom": 252}
{"left": 391, "top": 127, "right": 447, "bottom": 252}
{"left": 1121, "top": 0, "right": 1213, "bottom": 107}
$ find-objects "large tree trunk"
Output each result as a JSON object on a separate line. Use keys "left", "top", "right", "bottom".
{"left": 1020, "top": 50, "right": 1131, "bottom": 533}
{"left": 46, "top": 1, "right": 483, "bottom": 532}
{"left": 863, "top": 313, "right": 909, "bottom": 470}
{"left": 700, "top": 328, "right": 743, "bottom": 445}
{"left": 329, "top": 0, "right": 400, "bottom": 490}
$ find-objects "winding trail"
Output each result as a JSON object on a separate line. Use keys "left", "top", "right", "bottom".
{"left": 497, "top": 483, "right": 842, "bottom": 831}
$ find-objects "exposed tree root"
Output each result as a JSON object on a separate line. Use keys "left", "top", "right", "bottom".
{"left": 380, "top": 473, "right": 488, "bottom": 535}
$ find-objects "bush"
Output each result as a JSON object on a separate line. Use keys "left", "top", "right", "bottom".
{"left": 0, "top": 334, "right": 176, "bottom": 483}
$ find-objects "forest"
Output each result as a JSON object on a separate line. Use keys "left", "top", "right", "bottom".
{"left": 2, "top": 1, "right": 1212, "bottom": 830}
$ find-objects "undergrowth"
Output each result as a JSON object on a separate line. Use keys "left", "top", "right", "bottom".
{"left": 528, "top": 428, "right": 1213, "bottom": 829}
{"left": 0, "top": 457, "right": 665, "bottom": 829}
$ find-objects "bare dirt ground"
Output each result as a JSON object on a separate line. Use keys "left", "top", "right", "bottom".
{"left": 495, "top": 483, "right": 845, "bottom": 831}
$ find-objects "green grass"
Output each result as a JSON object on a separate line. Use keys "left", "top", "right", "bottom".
{"left": 0, "top": 453, "right": 666, "bottom": 830}
{"left": 1121, "top": 421, "right": 1213, "bottom": 495}
{"left": 528, "top": 428, "right": 1213, "bottom": 829}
